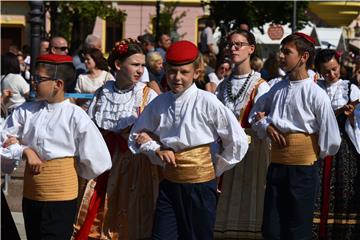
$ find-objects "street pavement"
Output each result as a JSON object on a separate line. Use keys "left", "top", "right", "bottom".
{"left": 2, "top": 161, "right": 26, "bottom": 239}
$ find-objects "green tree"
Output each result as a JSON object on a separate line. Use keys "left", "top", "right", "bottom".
{"left": 208, "top": 1, "right": 309, "bottom": 33}
{"left": 48, "top": 1, "right": 126, "bottom": 54}
{"left": 154, "top": 2, "right": 186, "bottom": 41}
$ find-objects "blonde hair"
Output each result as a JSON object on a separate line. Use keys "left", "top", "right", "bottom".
{"left": 251, "top": 56, "right": 263, "bottom": 72}
{"left": 146, "top": 51, "right": 163, "bottom": 70}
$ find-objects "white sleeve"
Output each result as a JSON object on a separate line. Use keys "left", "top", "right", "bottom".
{"left": 254, "top": 81, "right": 270, "bottom": 103}
{"left": 345, "top": 105, "right": 360, "bottom": 154}
{"left": 350, "top": 84, "right": 360, "bottom": 102}
{"left": 75, "top": 119, "right": 112, "bottom": 180}
{"left": 128, "top": 101, "right": 164, "bottom": 166}
{"left": 212, "top": 104, "right": 249, "bottom": 176}
{"left": 1, "top": 109, "right": 28, "bottom": 173}
{"left": 315, "top": 96, "right": 341, "bottom": 158}
{"left": 249, "top": 91, "right": 273, "bottom": 139}
{"left": 17, "top": 75, "right": 30, "bottom": 95}
{"left": 74, "top": 75, "right": 83, "bottom": 93}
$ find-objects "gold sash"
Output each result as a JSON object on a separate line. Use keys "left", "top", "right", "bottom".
{"left": 271, "top": 133, "right": 319, "bottom": 165}
{"left": 163, "top": 145, "right": 215, "bottom": 183}
{"left": 23, "top": 157, "right": 78, "bottom": 201}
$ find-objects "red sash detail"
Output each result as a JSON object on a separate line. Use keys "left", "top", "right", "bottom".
{"left": 74, "top": 131, "right": 128, "bottom": 239}
{"left": 240, "top": 99, "right": 253, "bottom": 129}
{"left": 74, "top": 171, "right": 109, "bottom": 240}
{"left": 319, "top": 155, "right": 333, "bottom": 238}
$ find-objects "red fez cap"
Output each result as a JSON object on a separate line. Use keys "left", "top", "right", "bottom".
{"left": 294, "top": 32, "right": 316, "bottom": 45}
{"left": 36, "top": 54, "right": 73, "bottom": 64}
{"left": 166, "top": 40, "right": 199, "bottom": 65}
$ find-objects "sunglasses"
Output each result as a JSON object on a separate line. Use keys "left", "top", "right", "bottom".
{"left": 33, "top": 75, "right": 57, "bottom": 84}
{"left": 227, "top": 42, "right": 250, "bottom": 50}
{"left": 53, "top": 46, "right": 68, "bottom": 51}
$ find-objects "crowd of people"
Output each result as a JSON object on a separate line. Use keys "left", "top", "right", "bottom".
{"left": 1, "top": 20, "right": 360, "bottom": 240}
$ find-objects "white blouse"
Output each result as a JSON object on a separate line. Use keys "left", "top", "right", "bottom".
{"left": 88, "top": 81, "right": 158, "bottom": 132}
{"left": 249, "top": 77, "right": 341, "bottom": 158}
{"left": 1, "top": 99, "right": 112, "bottom": 179}
{"left": 75, "top": 70, "right": 114, "bottom": 94}
{"left": 318, "top": 79, "right": 360, "bottom": 154}
{"left": 216, "top": 71, "right": 270, "bottom": 118}
{"left": 128, "top": 84, "right": 249, "bottom": 177}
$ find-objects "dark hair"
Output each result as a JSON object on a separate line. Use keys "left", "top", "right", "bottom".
{"left": 156, "top": 32, "right": 170, "bottom": 44}
{"left": 108, "top": 40, "right": 144, "bottom": 70}
{"left": 228, "top": 29, "right": 256, "bottom": 53}
{"left": 216, "top": 57, "right": 231, "bottom": 69}
{"left": 281, "top": 34, "right": 315, "bottom": 69}
{"left": 83, "top": 48, "right": 109, "bottom": 71}
{"left": 1, "top": 52, "right": 20, "bottom": 75}
{"left": 205, "top": 19, "right": 215, "bottom": 28}
{"left": 314, "top": 49, "right": 339, "bottom": 72}
{"left": 36, "top": 62, "right": 76, "bottom": 92}
{"left": 138, "top": 33, "right": 155, "bottom": 45}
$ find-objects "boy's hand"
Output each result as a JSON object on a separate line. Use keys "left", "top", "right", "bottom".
{"left": 2, "top": 135, "right": 19, "bottom": 148}
{"left": 23, "top": 148, "right": 45, "bottom": 175}
{"left": 136, "top": 132, "right": 153, "bottom": 145}
{"left": 155, "top": 148, "right": 177, "bottom": 167}
{"left": 266, "top": 124, "right": 287, "bottom": 148}
{"left": 255, "top": 112, "right": 266, "bottom": 122}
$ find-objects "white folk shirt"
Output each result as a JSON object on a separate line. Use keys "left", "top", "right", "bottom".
{"left": 1, "top": 99, "right": 112, "bottom": 179}
{"left": 128, "top": 83, "right": 249, "bottom": 177}
{"left": 318, "top": 79, "right": 360, "bottom": 154}
{"left": 249, "top": 77, "right": 341, "bottom": 158}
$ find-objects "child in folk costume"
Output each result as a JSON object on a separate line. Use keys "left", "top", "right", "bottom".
{"left": 313, "top": 49, "right": 360, "bottom": 240}
{"left": 249, "top": 33, "right": 341, "bottom": 240}
{"left": 215, "top": 29, "right": 270, "bottom": 239}
{"left": 128, "top": 40, "right": 249, "bottom": 239}
{"left": 73, "top": 39, "right": 159, "bottom": 240}
{"left": 1, "top": 54, "right": 112, "bottom": 240}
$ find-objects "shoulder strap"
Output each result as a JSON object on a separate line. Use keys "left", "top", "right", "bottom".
{"left": 250, "top": 78, "right": 267, "bottom": 99}
{"left": 140, "top": 86, "right": 151, "bottom": 114}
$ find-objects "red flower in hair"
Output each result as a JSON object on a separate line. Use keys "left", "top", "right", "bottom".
{"left": 335, "top": 51, "right": 341, "bottom": 59}
{"left": 117, "top": 43, "right": 128, "bottom": 55}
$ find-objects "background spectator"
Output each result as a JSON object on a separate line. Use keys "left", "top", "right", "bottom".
{"left": 1, "top": 52, "right": 29, "bottom": 114}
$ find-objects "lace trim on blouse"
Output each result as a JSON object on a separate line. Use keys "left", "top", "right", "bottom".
{"left": 92, "top": 81, "right": 147, "bottom": 131}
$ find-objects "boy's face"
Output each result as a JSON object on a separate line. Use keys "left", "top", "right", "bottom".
{"left": 34, "top": 67, "right": 57, "bottom": 101}
{"left": 166, "top": 62, "right": 199, "bottom": 94}
{"left": 279, "top": 42, "right": 304, "bottom": 73}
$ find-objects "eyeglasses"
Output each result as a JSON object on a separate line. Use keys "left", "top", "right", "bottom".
{"left": 227, "top": 42, "right": 250, "bottom": 50}
{"left": 53, "top": 46, "right": 68, "bottom": 51}
{"left": 33, "top": 75, "right": 57, "bottom": 84}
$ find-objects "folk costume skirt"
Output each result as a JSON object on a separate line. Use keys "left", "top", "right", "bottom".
{"left": 73, "top": 148, "right": 160, "bottom": 240}
{"left": 214, "top": 132, "right": 270, "bottom": 239}
{"left": 313, "top": 117, "right": 360, "bottom": 240}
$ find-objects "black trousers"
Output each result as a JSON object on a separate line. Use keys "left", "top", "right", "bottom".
{"left": 22, "top": 197, "right": 77, "bottom": 240}
{"left": 152, "top": 179, "right": 218, "bottom": 240}
{"left": 1, "top": 190, "right": 21, "bottom": 240}
{"left": 262, "top": 162, "right": 319, "bottom": 240}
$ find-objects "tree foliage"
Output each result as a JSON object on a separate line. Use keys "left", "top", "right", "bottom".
{"left": 155, "top": 2, "right": 186, "bottom": 41}
{"left": 208, "top": 1, "right": 309, "bottom": 33}
{"left": 47, "top": 1, "right": 126, "bottom": 54}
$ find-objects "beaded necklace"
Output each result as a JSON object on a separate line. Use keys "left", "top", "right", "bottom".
{"left": 226, "top": 71, "right": 253, "bottom": 102}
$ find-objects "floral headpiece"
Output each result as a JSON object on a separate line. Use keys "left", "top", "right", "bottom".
{"left": 117, "top": 43, "right": 128, "bottom": 55}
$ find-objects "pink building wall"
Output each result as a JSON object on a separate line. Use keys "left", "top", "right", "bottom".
{"left": 92, "top": 3, "right": 207, "bottom": 45}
